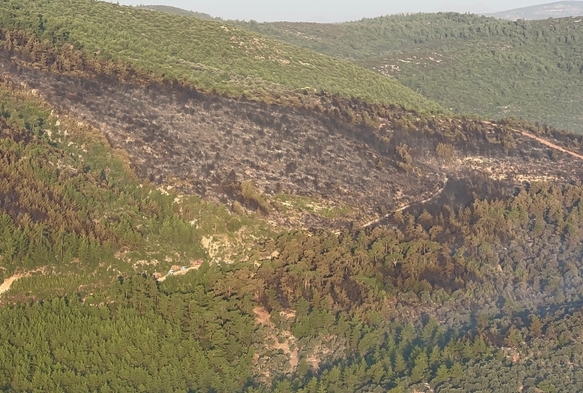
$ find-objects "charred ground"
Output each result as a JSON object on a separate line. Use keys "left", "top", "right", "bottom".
{"left": 2, "top": 50, "right": 583, "bottom": 229}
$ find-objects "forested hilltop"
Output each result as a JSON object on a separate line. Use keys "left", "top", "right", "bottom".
{"left": 3, "top": 1, "right": 583, "bottom": 392}
{"left": 232, "top": 13, "right": 583, "bottom": 133}
{"left": 0, "top": 0, "right": 440, "bottom": 113}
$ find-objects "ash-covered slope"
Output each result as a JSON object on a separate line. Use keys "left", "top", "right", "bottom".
{"left": 4, "top": 54, "right": 583, "bottom": 229}
{"left": 2, "top": 61, "right": 439, "bottom": 228}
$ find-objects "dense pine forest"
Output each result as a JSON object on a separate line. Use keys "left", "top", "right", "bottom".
{"left": 1, "top": 1, "right": 583, "bottom": 392}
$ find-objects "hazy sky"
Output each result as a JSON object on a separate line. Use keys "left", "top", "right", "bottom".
{"left": 117, "top": 0, "right": 566, "bottom": 22}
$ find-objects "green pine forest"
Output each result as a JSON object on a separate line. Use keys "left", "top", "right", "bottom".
{"left": 1, "top": 1, "right": 583, "bottom": 392}
{"left": 0, "top": 0, "right": 441, "bottom": 113}
{"left": 233, "top": 13, "right": 583, "bottom": 133}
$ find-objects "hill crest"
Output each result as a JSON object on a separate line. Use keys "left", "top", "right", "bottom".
{"left": 4, "top": 3, "right": 583, "bottom": 391}
{"left": 134, "top": 4, "right": 218, "bottom": 20}
{"left": 0, "top": 0, "right": 440, "bottom": 113}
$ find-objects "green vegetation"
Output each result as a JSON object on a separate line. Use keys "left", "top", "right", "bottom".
{"left": 0, "top": 0, "right": 441, "bottom": 113}
{"left": 3, "top": 2, "right": 583, "bottom": 392}
{"left": 0, "top": 82, "right": 272, "bottom": 296}
{"left": 4, "top": 79, "right": 583, "bottom": 391}
{"left": 274, "top": 193, "right": 353, "bottom": 219}
{"left": 0, "top": 272, "right": 257, "bottom": 393}
{"left": 240, "top": 181, "right": 271, "bottom": 214}
{"left": 235, "top": 13, "right": 583, "bottom": 132}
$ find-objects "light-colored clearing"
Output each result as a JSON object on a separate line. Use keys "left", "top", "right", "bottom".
{"left": 253, "top": 306, "right": 299, "bottom": 370}
{"left": 0, "top": 275, "right": 22, "bottom": 296}
{"left": 155, "top": 260, "right": 203, "bottom": 282}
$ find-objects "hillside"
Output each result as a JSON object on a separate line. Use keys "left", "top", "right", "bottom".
{"left": 0, "top": 0, "right": 440, "bottom": 114}
{"left": 4, "top": 2, "right": 583, "bottom": 392}
{"left": 233, "top": 13, "right": 583, "bottom": 133}
{"left": 486, "top": 1, "right": 583, "bottom": 20}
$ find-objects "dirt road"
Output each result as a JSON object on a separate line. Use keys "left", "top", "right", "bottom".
{"left": 360, "top": 127, "right": 583, "bottom": 230}
{"left": 0, "top": 268, "right": 48, "bottom": 296}
{"left": 361, "top": 177, "right": 449, "bottom": 229}
{"left": 520, "top": 130, "right": 583, "bottom": 161}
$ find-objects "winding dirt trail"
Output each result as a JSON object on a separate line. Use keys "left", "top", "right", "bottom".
{"left": 360, "top": 127, "right": 583, "bottom": 230}
{"left": 361, "top": 177, "right": 449, "bottom": 229}
{"left": 0, "top": 268, "right": 50, "bottom": 297}
{"left": 1, "top": 130, "right": 580, "bottom": 293}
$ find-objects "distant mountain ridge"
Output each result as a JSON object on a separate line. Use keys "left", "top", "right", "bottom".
{"left": 139, "top": 5, "right": 583, "bottom": 132}
{"left": 135, "top": 5, "right": 219, "bottom": 20}
{"left": 230, "top": 14, "right": 583, "bottom": 133}
{"left": 485, "top": 1, "right": 583, "bottom": 20}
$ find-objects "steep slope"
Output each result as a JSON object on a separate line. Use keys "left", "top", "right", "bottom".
{"left": 4, "top": 65, "right": 583, "bottom": 389}
{"left": 233, "top": 13, "right": 583, "bottom": 132}
{"left": 5, "top": 3, "right": 583, "bottom": 393}
{"left": 0, "top": 71, "right": 275, "bottom": 301}
{"left": 6, "top": 45, "right": 583, "bottom": 230}
{"left": 0, "top": 0, "right": 440, "bottom": 113}
{"left": 486, "top": 1, "right": 583, "bottom": 20}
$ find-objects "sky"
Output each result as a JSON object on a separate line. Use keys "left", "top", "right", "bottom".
{"left": 117, "top": 0, "right": 567, "bottom": 22}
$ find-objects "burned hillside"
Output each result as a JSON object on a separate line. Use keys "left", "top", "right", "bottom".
{"left": 2, "top": 55, "right": 583, "bottom": 228}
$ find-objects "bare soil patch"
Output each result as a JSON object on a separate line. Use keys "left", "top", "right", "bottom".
{"left": 0, "top": 274, "right": 22, "bottom": 296}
